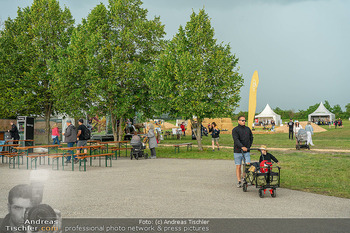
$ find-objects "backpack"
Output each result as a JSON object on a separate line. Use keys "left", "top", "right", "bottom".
{"left": 82, "top": 125, "right": 91, "bottom": 140}
{"left": 213, "top": 128, "right": 220, "bottom": 138}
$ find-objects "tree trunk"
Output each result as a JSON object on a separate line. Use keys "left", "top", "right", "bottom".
{"left": 111, "top": 113, "right": 117, "bottom": 141}
{"left": 118, "top": 117, "right": 123, "bottom": 141}
{"left": 196, "top": 119, "right": 203, "bottom": 151}
{"left": 44, "top": 106, "right": 52, "bottom": 145}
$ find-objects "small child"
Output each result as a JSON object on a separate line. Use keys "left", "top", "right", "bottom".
{"left": 259, "top": 145, "right": 280, "bottom": 165}
{"left": 258, "top": 145, "right": 280, "bottom": 173}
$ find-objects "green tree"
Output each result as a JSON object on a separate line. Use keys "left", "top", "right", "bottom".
{"left": 345, "top": 103, "right": 350, "bottom": 119}
{"left": 52, "top": 22, "right": 92, "bottom": 120}
{"left": 148, "top": 9, "right": 243, "bottom": 150}
{"left": 0, "top": 0, "right": 74, "bottom": 143}
{"left": 67, "top": 0, "right": 165, "bottom": 140}
{"left": 332, "top": 104, "right": 343, "bottom": 118}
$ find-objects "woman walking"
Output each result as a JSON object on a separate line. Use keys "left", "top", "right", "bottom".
{"left": 305, "top": 122, "right": 315, "bottom": 146}
{"left": 209, "top": 122, "right": 220, "bottom": 151}
{"left": 146, "top": 124, "right": 158, "bottom": 159}
{"left": 52, "top": 123, "right": 60, "bottom": 145}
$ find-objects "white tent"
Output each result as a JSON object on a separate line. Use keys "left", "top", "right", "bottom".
{"left": 308, "top": 102, "right": 335, "bottom": 122}
{"left": 255, "top": 104, "right": 281, "bottom": 126}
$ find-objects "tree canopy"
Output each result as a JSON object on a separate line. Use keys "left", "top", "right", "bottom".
{"left": 148, "top": 9, "right": 243, "bottom": 150}
{"left": 0, "top": 0, "right": 74, "bottom": 143}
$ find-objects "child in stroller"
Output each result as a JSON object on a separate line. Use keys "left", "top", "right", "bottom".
{"left": 242, "top": 146, "right": 281, "bottom": 198}
{"left": 130, "top": 131, "right": 148, "bottom": 160}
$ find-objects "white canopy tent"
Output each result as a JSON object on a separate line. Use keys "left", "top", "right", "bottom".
{"left": 255, "top": 104, "right": 281, "bottom": 126}
{"left": 308, "top": 102, "right": 335, "bottom": 122}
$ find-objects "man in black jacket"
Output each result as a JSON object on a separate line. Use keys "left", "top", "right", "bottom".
{"left": 8, "top": 122, "right": 20, "bottom": 141}
{"left": 287, "top": 119, "right": 294, "bottom": 139}
{"left": 232, "top": 116, "right": 253, "bottom": 188}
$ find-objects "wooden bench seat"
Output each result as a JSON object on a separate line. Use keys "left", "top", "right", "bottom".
{"left": 77, "top": 153, "right": 114, "bottom": 171}
{"left": 173, "top": 143, "right": 193, "bottom": 153}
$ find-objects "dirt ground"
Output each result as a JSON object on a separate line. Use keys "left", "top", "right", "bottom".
{"left": 275, "top": 121, "right": 326, "bottom": 133}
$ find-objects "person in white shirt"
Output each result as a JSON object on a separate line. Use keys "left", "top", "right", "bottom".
{"left": 304, "top": 122, "right": 315, "bottom": 146}
{"left": 294, "top": 121, "right": 303, "bottom": 144}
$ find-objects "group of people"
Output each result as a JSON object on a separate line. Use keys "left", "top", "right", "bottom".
{"left": 61, "top": 119, "right": 90, "bottom": 164}
{"left": 287, "top": 119, "right": 315, "bottom": 146}
{"left": 130, "top": 124, "right": 157, "bottom": 159}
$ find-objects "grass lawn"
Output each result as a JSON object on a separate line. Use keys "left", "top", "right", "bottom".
{"left": 163, "top": 119, "right": 350, "bottom": 150}
{"left": 155, "top": 146, "right": 350, "bottom": 198}
{"left": 157, "top": 119, "right": 350, "bottom": 198}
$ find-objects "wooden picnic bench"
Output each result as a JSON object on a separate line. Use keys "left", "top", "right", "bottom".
{"left": 58, "top": 145, "right": 104, "bottom": 171}
{"left": 173, "top": 143, "right": 193, "bottom": 153}
{"left": 110, "top": 146, "right": 133, "bottom": 159}
{"left": 76, "top": 153, "right": 114, "bottom": 171}
{"left": 16, "top": 145, "right": 61, "bottom": 169}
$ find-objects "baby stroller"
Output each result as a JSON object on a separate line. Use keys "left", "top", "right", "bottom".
{"left": 130, "top": 142, "right": 148, "bottom": 160}
{"left": 242, "top": 149, "right": 281, "bottom": 198}
{"left": 295, "top": 129, "right": 310, "bottom": 150}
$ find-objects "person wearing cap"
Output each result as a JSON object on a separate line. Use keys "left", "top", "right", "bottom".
{"left": 76, "top": 119, "right": 88, "bottom": 156}
{"left": 232, "top": 115, "right": 253, "bottom": 188}
{"left": 62, "top": 120, "right": 77, "bottom": 163}
{"left": 259, "top": 145, "right": 279, "bottom": 165}
{"left": 287, "top": 119, "right": 294, "bottom": 140}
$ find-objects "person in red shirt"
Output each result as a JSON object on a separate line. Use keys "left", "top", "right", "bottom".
{"left": 180, "top": 122, "right": 186, "bottom": 136}
{"left": 52, "top": 123, "right": 60, "bottom": 145}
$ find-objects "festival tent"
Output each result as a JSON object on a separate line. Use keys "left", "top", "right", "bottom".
{"left": 308, "top": 102, "right": 335, "bottom": 122}
{"left": 255, "top": 104, "right": 281, "bottom": 126}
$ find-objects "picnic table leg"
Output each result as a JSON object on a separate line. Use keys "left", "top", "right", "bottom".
{"left": 108, "top": 155, "right": 112, "bottom": 167}
{"left": 71, "top": 151, "right": 74, "bottom": 171}
{"left": 62, "top": 153, "right": 65, "bottom": 170}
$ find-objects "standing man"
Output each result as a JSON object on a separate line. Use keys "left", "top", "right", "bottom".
{"left": 287, "top": 119, "right": 294, "bottom": 139}
{"left": 232, "top": 116, "right": 253, "bottom": 188}
{"left": 76, "top": 119, "right": 89, "bottom": 156}
{"left": 8, "top": 122, "right": 20, "bottom": 141}
{"left": 62, "top": 120, "right": 77, "bottom": 164}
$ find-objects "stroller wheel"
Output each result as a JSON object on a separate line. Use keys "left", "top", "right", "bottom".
{"left": 271, "top": 188, "right": 276, "bottom": 198}
{"left": 130, "top": 155, "right": 133, "bottom": 160}
{"left": 259, "top": 189, "right": 264, "bottom": 198}
{"left": 296, "top": 145, "right": 300, "bottom": 150}
{"left": 242, "top": 183, "right": 248, "bottom": 192}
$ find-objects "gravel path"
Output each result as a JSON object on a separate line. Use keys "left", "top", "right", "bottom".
{"left": 0, "top": 157, "right": 349, "bottom": 218}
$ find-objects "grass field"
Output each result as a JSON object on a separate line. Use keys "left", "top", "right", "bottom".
{"left": 157, "top": 119, "right": 350, "bottom": 198}
{"left": 163, "top": 120, "right": 350, "bottom": 149}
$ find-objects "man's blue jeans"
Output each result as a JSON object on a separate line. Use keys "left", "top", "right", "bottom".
{"left": 66, "top": 142, "right": 75, "bottom": 161}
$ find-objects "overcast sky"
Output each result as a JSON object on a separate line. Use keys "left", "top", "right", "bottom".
{"left": 1, "top": 0, "right": 349, "bottom": 113}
